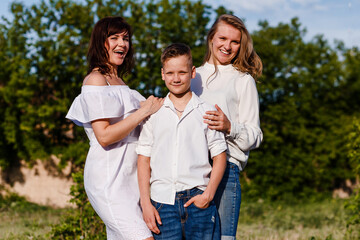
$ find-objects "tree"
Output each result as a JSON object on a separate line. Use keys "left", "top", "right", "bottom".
{"left": 0, "top": 0, "right": 359, "bottom": 209}
{"left": 343, "top": 48, "right": 360, "bottom": 238}
{"left": 0, "top": 0, "right": 218, "bottom": 172}
{"left": 344, "top": 118, "right": 360, "bottom": 238}
{"left": 243, "top": 18, "right": 359, "bottom": 199}
{"left": 0, "top": 2, "right": 39, "bottom": 173}
{"left": 0, "top": 0, "right": 226, "bottom": 238}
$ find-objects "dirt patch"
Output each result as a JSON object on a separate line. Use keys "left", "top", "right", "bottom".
{"left": 0, "top": 157, "right": 75, "bottom": 208}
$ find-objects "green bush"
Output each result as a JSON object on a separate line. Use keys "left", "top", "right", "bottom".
{"left": 345, "top": 118, "right": 360, "bottom": 239}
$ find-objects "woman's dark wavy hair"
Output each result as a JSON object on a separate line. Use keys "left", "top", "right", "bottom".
{"left": 87, "top": 16, "right": 134, "bottom": 78}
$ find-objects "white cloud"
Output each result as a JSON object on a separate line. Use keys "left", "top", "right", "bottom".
{"left": 207, "top": 0, "right": 287, "bottom": 12}
{"left": 291, "top": 0, "right": 328, "bottom": 11}
{"left": 312, "top": 4, "right": 328, "bottom": 11}
{"left": 319, "top": 28, "right": 360, "bottom": 48}
{"left": 208, "top": 0, "right": 328, "bottom": 13}
{"left": 291, "top": 0, "right": 319, "bottom": 6}
{"left": 237, "top": 0, "right": 287, "bottom": 12}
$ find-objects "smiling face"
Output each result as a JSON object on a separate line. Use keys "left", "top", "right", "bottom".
{"left": 105, "top": 31, "right": 129, "bottom": 68}
{"left": 162, "top": 55, "right": 196, "bottom": 97}
{"left": 209, "top": 22, "right": 241, "bottom": 65}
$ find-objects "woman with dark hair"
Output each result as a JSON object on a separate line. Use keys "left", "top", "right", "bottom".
{"left": 191, "top": 14, "right": 263, "bottom": 239}
{"left": 66, "top": 16, "right": 162, "bottom": 240}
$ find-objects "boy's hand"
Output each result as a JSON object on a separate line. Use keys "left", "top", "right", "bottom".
{"left": 141, "top": 202, "right": 162, "bottom": 234}
{"left": 183, "top": 193, "right": 211, "bottom": 209}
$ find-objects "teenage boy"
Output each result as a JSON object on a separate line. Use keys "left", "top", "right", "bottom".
{"left": 136, "top": 43, "right": 227, "bottom": 240}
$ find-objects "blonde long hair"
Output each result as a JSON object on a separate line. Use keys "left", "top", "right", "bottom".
{"left": 204, "top": 14, "right": 262, "bottom": 79}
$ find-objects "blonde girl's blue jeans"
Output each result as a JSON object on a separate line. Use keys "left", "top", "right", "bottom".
{"left": 214, "top": 162, "right": 241, "bottom": 240}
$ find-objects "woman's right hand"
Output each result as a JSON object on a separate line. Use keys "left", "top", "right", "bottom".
{"left": 140, "top": 95, "right": 164, "bottom": 116}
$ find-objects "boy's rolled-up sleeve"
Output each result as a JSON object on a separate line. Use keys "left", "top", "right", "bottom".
{"left": 207, "top": 128, "right": 227, "bottom": 159}
{"left": 136, "top": 118, "right": 153, "bottom": 157}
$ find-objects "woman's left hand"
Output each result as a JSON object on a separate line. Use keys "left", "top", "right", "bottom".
{"left": 204, "top": 104, "right": 231, "bottom": 134}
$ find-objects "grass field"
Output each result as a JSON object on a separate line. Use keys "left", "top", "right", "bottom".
{"left": 237, "top": 198, "right": 357, "bottom": 240}
{"left": 0, "top": 194, "right": 357, "bottom": 240}
{"left": 0, "top": 194, "right": 66, "bottom": 240}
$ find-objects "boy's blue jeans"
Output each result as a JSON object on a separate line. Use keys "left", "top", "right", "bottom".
{"left": 151, "top": 188, "right": 220, "bottom": 240}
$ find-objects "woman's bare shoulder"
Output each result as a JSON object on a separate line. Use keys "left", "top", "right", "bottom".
{"left": 83, "top": 71, "right": 107, "bottom": 86}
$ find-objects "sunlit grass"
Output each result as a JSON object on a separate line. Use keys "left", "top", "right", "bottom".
{"left": 0, "top": 193, "right": 67, "bottom": 240}
{"left": 237, "top": 198, "right": 356, "bottom": 240}
{"left": 0, "top": 191, "right": 357, "bottom": 240}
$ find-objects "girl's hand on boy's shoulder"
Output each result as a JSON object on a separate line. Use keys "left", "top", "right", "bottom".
{"left": 184, "top": 193, "right": 211, "bottom": 209}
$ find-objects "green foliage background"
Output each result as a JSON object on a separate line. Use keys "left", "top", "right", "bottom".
{"left": 0, "top": 0, "right": 359, "bottom": 238}
{"left": 345, "top": 118, "right": 360, "bottom": 236}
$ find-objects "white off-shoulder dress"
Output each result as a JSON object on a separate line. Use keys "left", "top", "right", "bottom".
{"left": 66, "top": 85, "right": 152, "bottom": 240}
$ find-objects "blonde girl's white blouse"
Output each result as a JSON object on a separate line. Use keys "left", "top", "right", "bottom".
{"left": 191, "top": 62, "right": 263, "bottom": 171}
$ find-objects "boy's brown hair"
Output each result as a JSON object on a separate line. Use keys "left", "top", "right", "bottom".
{"left": 161, "top": 43, "right": 193, "bottom": 68}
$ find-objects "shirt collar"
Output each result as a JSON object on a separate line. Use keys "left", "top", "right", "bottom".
{"left": 204, "top": 62, "right": 234, "bottom": 71}
{"left": 163, "top": 92, "right": 204, "bottom": 110}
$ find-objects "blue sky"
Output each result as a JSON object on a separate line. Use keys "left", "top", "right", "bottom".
{"left": 208, "top": 0, "right": 360, "bottom": 48}
{"left": 1, "top": 0, "right": 359, "bottom": 48}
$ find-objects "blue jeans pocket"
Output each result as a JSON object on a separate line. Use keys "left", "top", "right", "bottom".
{"left": 151, "top": 199, "right": 163, "bottom": 211}
{"left": 190, "top": 188, "right": 213, "bottom": 210}
{"left": 194, "top": 202, "right": 215, "bottom": 210}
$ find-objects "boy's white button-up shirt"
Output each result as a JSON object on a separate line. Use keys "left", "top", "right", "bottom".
{"left": 136, "top": 93, "right": 227, "bottom": 205}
